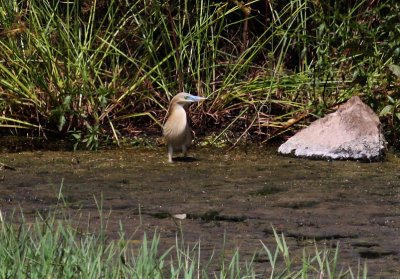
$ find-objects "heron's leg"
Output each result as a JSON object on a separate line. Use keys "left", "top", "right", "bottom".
{"left": 182, "top": 145, "right": 188, "bottom": 158}
{"left": 168, "top": 145, "right": 174, "bottom": 163}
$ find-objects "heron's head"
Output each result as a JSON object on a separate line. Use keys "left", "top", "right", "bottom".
{"left": 170, "top": 92, "right": 206, "bottom": 107}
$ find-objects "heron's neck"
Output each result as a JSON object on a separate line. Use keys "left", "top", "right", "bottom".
{"left": 169, "top": 103, "right": 187, "bottom": 125}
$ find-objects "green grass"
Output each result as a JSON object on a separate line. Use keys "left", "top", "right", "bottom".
{"left": 0, "top": 209, "right": 367, "bottom": 279}
{"left": 0, "top": 0, "right": 400, "bottom": 149}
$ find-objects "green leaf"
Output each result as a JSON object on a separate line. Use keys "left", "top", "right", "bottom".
{"left": 63, "top": 95, "right": 72, "bottom": 107}
{"left": 388, "top": 64, "right": 400, "bottom": 78}
{"left": 379, "top": 105, "right": 393, "bottom": 117}
{"left": 58, "top": 115, "right": 66, "bottom": 131}
{"left": 387, "top": 95, "right": 395, "bottom": 104}
{"left": 70, "top": 132, "right": 81, "bottom": 140}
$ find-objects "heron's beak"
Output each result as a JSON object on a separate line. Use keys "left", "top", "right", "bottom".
{"left": 187, "top": 95, "right": 207, "bottom": 102}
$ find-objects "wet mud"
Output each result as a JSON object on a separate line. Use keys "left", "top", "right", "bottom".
{"left": 0, "top": 146, "right": 399, "bottom": 277}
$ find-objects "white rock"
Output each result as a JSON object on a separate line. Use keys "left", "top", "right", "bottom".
{"left": 278, "top": 96, "right": 386, "bottom": 160}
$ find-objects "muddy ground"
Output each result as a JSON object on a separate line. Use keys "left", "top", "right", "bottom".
{"left": 0, "top": 146, "right": 399, "bottom": 277}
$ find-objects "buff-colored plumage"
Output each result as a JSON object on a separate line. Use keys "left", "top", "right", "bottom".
{"left": 163, "top": 92, "right": 206, "bottom": 162}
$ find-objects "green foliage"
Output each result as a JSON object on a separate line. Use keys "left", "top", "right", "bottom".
{"left": 0, "top": 211, "right": 367, "bottom": 278}
{"left": 0, "top": 0, "right": 400, "bottom": 148}
{"left": 0, "top": 0, "right": 132, "bottom": 148}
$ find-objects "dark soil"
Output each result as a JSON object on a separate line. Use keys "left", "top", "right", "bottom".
{"left": 0, "top": 146, "right": 399, "bottom": 277}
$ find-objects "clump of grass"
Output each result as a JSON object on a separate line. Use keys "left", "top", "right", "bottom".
{"left": 1, "top": 0, "right": 399, "bottom": 148}
{"left": 0, "top": 209, "right": 367, "bottom": 278}
{"left": 262, "top": 229, "right": 368, "bottom": 279}
{"left": 0, "top": 0, "right": 138, "bottom": 149}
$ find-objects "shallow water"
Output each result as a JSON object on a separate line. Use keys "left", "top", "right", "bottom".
{"left": 1, "top": 146, "right": 399, "bottom": 276}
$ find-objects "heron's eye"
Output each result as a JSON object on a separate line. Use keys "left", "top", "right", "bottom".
{"left": 184, "top": 95, "right": 189, "bottom": 100}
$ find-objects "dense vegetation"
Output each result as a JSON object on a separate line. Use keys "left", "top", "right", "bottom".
{"left": 0, "top": 209, "right": 367, "bottom": 278}
{"left": 0, "top": 0, "right": 399, "bottom": 149}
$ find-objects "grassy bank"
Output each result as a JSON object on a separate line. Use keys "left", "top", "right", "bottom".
{"left": 0, "top": 209, "right": 367, "bottom": 278}
{"left": 0, "top": 0, "right": 399, "bottom": 149}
